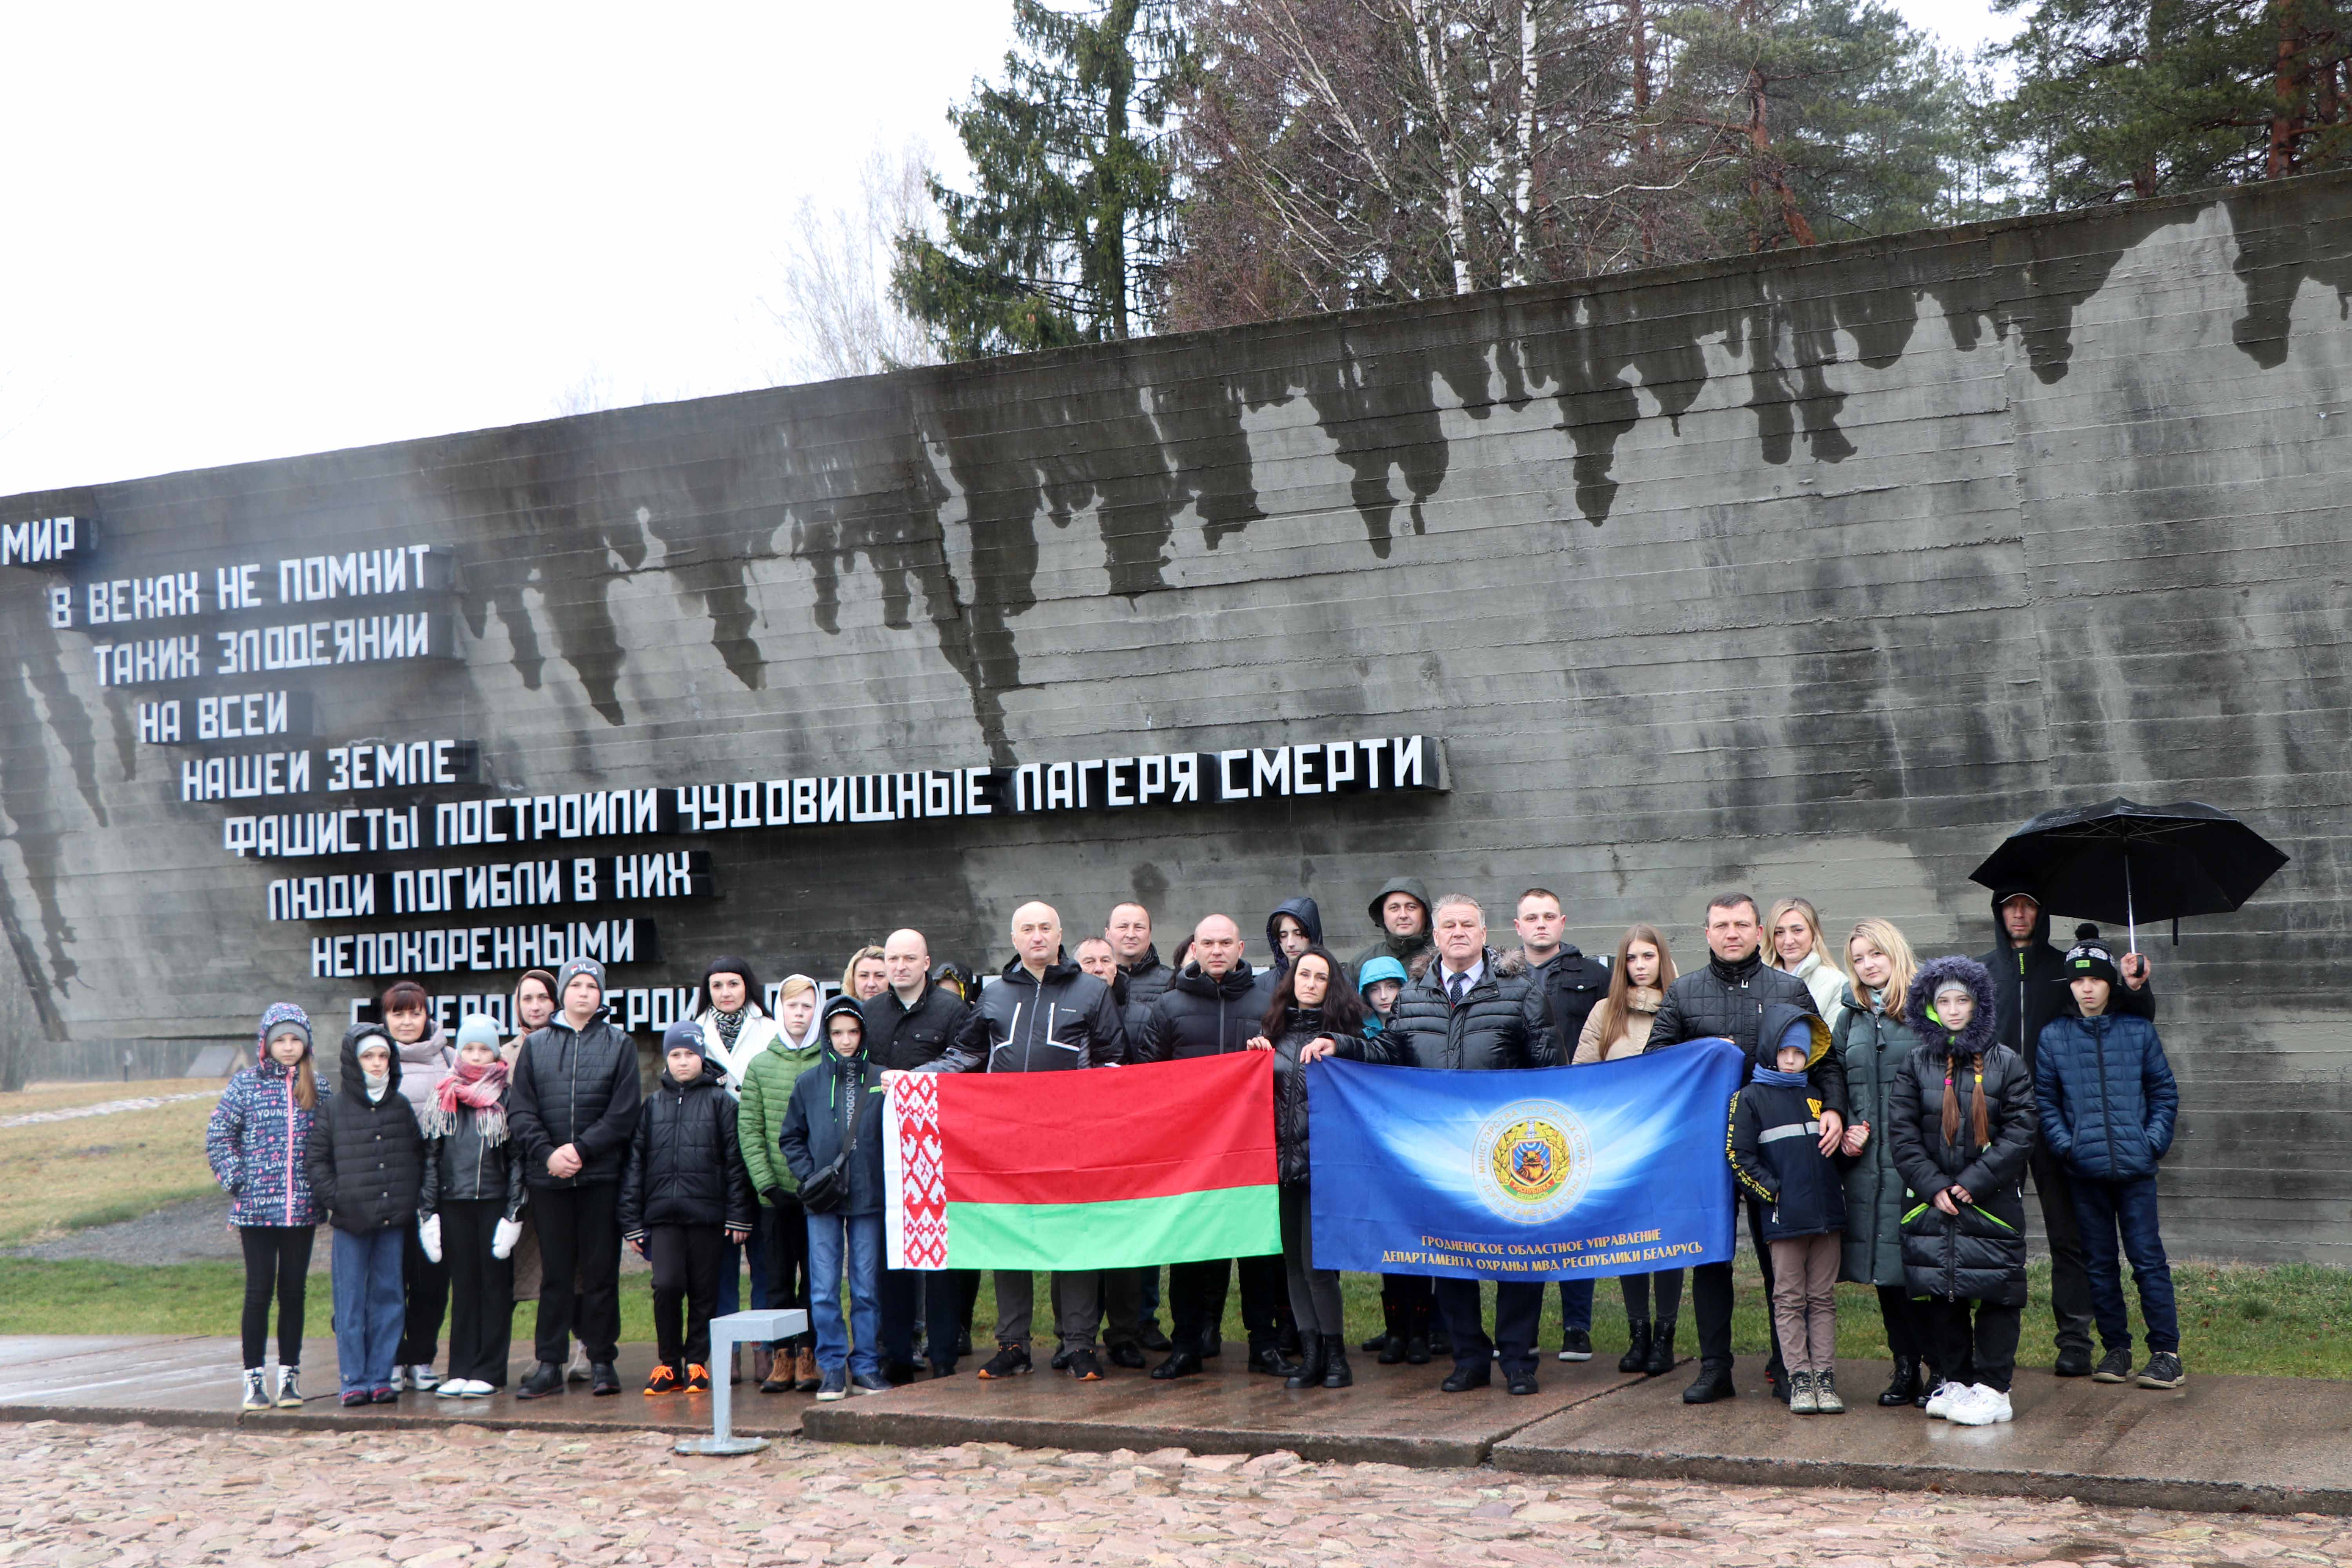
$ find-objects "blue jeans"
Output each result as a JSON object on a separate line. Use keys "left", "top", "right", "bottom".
{"left": 717, "top": 1204, "right": 772, "bottom": 1317}
{"left": 2071, "top": 1174, "right": 2179, "bottom": 1354}
{"left": 1556, "top": 1277, "right": 1593, "bottom": 1336}
{"left": 805, "top": 1211, "right": 883, "bottom": 1377}
{"left": 331, "top": 1227, "right": 407, "bottom": 1394}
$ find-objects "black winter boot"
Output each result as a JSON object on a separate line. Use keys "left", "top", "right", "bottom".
{"left": 1619, "top": 1320, "right": 1652, "bottom": 1374}
{"left": 1681, "top": 1360, "right": 1736, "bottom": 1403}
{"left": 1369, "top": 1296, "right": 1401, "bottom": 1359}
{"left": 1285, "top": 1332, "right": 1327, "bottom": 1390}
{"left": 1322, "top": 1341, "right": 1353, "bottom": 1388}
{"left": 1880, "top": 1356, "right": 1922, "bottom": 1407}
{"left": 1644, "top": 1318, "right": 1678, "bottom": 1376}
{"left": 1406, "top": 1296, "right": 1436, "bottom": 1365}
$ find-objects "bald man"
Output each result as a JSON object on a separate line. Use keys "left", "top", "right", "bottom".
{"left": 862, "top": 927, "right": 974, "bottom": 1382}
{"left": 1136, "top": 915, "right": 1293, "bottom": 1382}
{"left": 923, "top": 900, "right": 1127, "bottom": 1383}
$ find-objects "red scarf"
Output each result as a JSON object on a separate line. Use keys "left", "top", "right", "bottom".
{"left": 428, "top": 1058, "right": 510, "bottom": 1143}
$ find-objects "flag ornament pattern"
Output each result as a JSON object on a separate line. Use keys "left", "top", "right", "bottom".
{"left": 884, "top": 1052, "right": 1280, "bottom": 1271}
{"left": 891, "top": 1071, "right": 949, "bottom": 1269}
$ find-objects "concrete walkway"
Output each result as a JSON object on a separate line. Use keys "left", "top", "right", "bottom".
{"left": 4, "top": 1336, "right": 2345, "bottom": 1515}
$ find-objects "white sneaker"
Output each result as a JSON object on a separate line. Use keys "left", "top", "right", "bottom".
{"left": 1922, "top": 1379, "right": 1970, "bottom": 1419}
{"left": 461, "top": 1379, "right": 495, "bottom": 1398}
{"left": 1946, "top": 1384, "right": 2014, "bottom": 1426}
{"left": 409, "top": 1364, "right": 441, "bottom": 1390}
{"left": 435, "top": 1377, "right": 471, "bottom": 1396}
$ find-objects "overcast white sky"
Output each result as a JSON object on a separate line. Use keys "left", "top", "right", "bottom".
{"left": 0, "top": 0, "right": 2013, "bottom": 498}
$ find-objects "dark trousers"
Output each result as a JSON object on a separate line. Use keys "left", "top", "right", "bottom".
{"left": 880, "top": 1265, "right": 967, "bottom": 1367}
{"left": 764, "top": 1193, "right": 812, "bottom": 1348}
{"left": 1876, "top": 1283, "right": 1930, "bottom": 1364}
{"left": 1169, "top": 1254, "right": 1285, "bottom": 1355}
{"left": 441, "top": 1200, "right": 514, "bottom": 1386}
{"left": 532, "top": 1182, "right": 622, "bottom": 1364}
{"left": 1097, "top": 1267, "right": 1144, "bottom": 1347}
{"left": 2073, "top": 1174, "right": 2179, "bottom": 1354}
{"left": 1694, "top": 1199, "right": 1781, "bottom": 1370}
{"left": 1436, "top": 1278, "right": 1543, "bottom": 1376}
{"left": 648, "top": 1223, "right": 726, "bottom": 1368}
{"left": 1927, "top": 1298, "right": 2021, "bottom": 1393}
{"left": 398, "top": 1221, "right": 450, "bottom": 1367}
{"left": 1619, "top": 1269, "right": 1684, "bottom": 1323}
{"left": 239, "top": 1225, "right": 314, "bottom": 1369}
{"left": 2030, "top": 1142, "right": 2097, "bottom": 1355}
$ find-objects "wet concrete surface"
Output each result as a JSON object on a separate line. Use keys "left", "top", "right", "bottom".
{"left": 4, "top": 1337, "right": 2347, "bottom": 1515}
{"left": 1491, "top": 1356, "right": 2352, "bottom": 1514}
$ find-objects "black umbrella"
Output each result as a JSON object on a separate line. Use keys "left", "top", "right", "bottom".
{"left": 1968, "top": 797, "right": 2288, "bottom": 952}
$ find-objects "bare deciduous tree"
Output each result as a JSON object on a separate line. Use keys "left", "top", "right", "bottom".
{"left": 776, "top": 138, "right": 944, "bottom": 381}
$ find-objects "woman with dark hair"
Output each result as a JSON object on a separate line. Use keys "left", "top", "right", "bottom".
{"left": 1573, "top": 925, "right": 1685, "bottom": 1375}
{"left": 692, "top": 955, "right": 780, "bottom": 1380}
{"left": 1248, "top": 944, "right": 1375, "bottom": 1390}
{"left": 382, "top": 979, "right": 454, "bottom": 1391}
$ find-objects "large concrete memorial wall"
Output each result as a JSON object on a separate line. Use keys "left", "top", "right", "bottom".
{"left": 3, "top": 174, "right": 2349, "bottom": 1261}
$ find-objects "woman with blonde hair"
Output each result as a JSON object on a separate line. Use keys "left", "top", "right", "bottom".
{"left": 1768, "top": 898, "right": 1847, "bottom": 1025}
{"left": 1834, "top": 916, "right": 1933, "bottom": 1406}
{"left": 1573, "top": 925, "right": 1687, "bottom": 1375}
{"left": 841, "top": 946, "right": 888, "bottom": 1003}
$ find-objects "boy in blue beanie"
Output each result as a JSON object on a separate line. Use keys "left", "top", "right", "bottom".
{"left": 1731, "top": 1004, "right": 1849, "bottom": 1413}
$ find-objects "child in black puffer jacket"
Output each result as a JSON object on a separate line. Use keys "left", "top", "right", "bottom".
{"left": 1730, "top": 1003, "right": 1849, "bottom": 1415}
{"left": 621, "top": 1021, "right": 754, "bottom": 1394}
{"left": 1887, "top": 956, "right": 2037, "bottom": 1430}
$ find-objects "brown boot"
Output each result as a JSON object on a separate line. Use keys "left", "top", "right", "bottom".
{"left": 793, "top": 1345, "right": 820, "bottom": 1392}
{"left": 757, "top": 1345, "right": 793, "bottom": 1394}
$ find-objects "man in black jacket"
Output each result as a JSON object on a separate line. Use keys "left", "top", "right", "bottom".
{"left": 1349, "top": 875, "right": 1435, "bottom": 984}
{"left": 1137, "top": 915, "right": 1290, "bottom": 1381}
{"left": 1104, "top": 901, "right": 1176, "bottom": 1353}
{"left": 508, "top": 956, "right": 642, "bottom": 1399}
{"left": 1387, "top": 895, "right": 1558, "bottom": 1396}
{"left": 919, "top": 901, "right": 1127, "bottom": 1382}
{"left": 1513, "top": 887, "right": 1611, "bottom": 1362}
{"left": 1644, "top": 893, "right": 1844, "bottom": 1406}
{"left": 864, "top": 928, "right": 974, "bottom": 1381}
{"left": 1978, "top": 887, "right": 2155, "bottom": 1377}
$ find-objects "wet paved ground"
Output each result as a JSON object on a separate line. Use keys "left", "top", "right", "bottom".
{"left": 6, "top": 1415, "right": 2348, "bottom": 1568}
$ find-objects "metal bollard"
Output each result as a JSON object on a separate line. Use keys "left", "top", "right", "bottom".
{"left": 675, "top": 1308, "right": 808, "bottom": 1456}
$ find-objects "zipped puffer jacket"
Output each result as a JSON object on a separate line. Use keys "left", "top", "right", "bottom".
{"left": 2034, "top": 1012, "right": 2178, "bottom": 1183}
{"left": 419, "top": 1091, "right": 526, "bottom": 1221}
{"left": 1384, "top": 948, "right": 1557, "bottom": 1071}
{"left": 1268, "top": 1006, "right": 1378, "bottom": 1186}
{"left": 1835, "top": 984, "right": 1911, "bottom": 1289}
{"left": 1886, "top": 957, "right": 2035, "bottom": 1307}
{"left": 1136, "top": 960, "right": 1267, "bottom": 1062}
{"left": 619, "top": 1068, "right": 755, "bottom": 1235}
{"left": 508, "top": 1006, "right": 644, "bottom": 1187}
{"left": 306, "top": 1027, "right": 426, "bottom": 1236}
{"left": 932, "top": 954, "right": 1126, "bottom": 1074}
{"left": 208, "top": 1058, "right": 328, "bottom": 1228}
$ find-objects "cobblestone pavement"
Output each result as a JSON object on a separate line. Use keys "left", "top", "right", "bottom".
{"left": 4, "top": 1419, "right": 2345, "bottom": 1567}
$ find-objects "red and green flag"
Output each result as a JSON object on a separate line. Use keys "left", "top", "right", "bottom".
{"left": 886, "top": 1053, "right": 1279, "bottom": 1269}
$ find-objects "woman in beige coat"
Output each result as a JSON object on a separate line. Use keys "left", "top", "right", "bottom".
{"left": 1572, "top": 926, "right": 1688, "bottom": 1373}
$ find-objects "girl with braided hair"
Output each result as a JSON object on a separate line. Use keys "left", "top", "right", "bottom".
{"left": 1887, "top": 955, "right": 2038, "bottom": 1428}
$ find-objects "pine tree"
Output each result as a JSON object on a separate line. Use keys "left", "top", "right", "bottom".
{"left": 1994, "top": 0, "right": 2352, "bottom": 205}
{"left": 891, "top": 0, "right": 1189, "bottom": 359}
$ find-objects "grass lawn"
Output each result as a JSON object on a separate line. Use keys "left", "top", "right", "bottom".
{"left": 0, "top": 1079, "right": 225, "bottom": 1244}
{"left": 1, "top": 1252, "right": 2343, "bottom": 1380}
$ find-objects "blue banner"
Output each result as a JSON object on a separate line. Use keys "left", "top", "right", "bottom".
{"left": 1306, "top": 1039, "right": 1749, "bottom": 1281}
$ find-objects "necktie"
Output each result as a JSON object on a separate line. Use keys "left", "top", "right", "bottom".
{"left": 1448, "top": 973, "right": 1466, "bottom": 1007}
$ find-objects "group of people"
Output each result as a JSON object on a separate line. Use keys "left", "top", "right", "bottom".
{"left": 205, "top": 875, "right": 2187, "bottom": 1423}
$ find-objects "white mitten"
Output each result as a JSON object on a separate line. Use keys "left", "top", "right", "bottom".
{"left": 419, "top": 1213, "right": 443, "bottom": 1264}
{"left": 491, "top": 1218, "right": 523, "bottom": 1259}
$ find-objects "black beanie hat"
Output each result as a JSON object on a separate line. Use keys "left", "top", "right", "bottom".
{"left": 2060, "top": 923, "right": 2120, "bottom": 986}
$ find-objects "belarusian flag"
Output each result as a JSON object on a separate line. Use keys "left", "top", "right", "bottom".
{"left": 885, "top": 1053, "right": 1279, "bottom": 1270}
